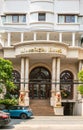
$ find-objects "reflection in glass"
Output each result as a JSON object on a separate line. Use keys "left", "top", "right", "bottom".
{"left": 60, "top": 70, "right": 73, "bottom": 99}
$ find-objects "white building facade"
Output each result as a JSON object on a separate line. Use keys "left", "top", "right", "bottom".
{"left": 0, "top": 0, "right": 83, "bottom": 115}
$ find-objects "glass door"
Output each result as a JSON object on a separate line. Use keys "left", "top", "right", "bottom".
{"left": 40, "top": 84, "right": 46, "bottom": 99}
{"left": 29, "top": 83, "right": 51, "bottom": 99}
{"left": 33, "top": 84, "right": 39, "bottom": 99}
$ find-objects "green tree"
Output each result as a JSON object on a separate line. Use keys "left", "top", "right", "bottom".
{"left": 78, "top": 70, "right": 83, "bottom": 95}
{"left": 0, "top": 58, "right": 16, "bottom": 92}
{"left": 0, "top": 58, "right": 18, "bottom": 108}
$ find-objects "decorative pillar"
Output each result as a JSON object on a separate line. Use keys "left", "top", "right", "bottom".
{"left": 54, "top": 57, "right": 64, "bottom": 115}
{"left": 59, "top": 32, "right": 62, "bottom": 42}
{"left": 20, "top": 58, "right": 25, "bottom": 91}
{"left": 47, "top": 32, "right": 50, "bottom": 41}
{"left": 72, "top": 33, "right": 75, "bottom": 46}
{"left": 79, "top": 60, "right": 83, "bottom": 72}
{"left": 24, "top": 58, "right": 29, "bottom": 106}
{"left": 56, "top": 58, "right": 60, "bottom": 92}
{"left": 50, "top": 58, "right": 56, "bottom": 106}
{"left": 0, "top": 34, "right": 4, "bottom": 47}
{"left": 34, "top": 32, "right": 36, "bottom": 41}
{"left": 21, "top": 32, "right": 24, "bottom": 42}
{"left": 19, "top": 58, "right": 25, "bottom": 105}
{"left": 8, "top": 32, "right": 11, "bottom": 46}
{"left": 27, "top": 0, "right": 30, "bottom": 26}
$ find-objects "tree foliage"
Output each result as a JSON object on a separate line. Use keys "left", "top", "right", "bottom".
{"left": 0, "top": 58, "right": 18, "bottom": 107}
{"left": 78, "top": 70, "right": 83, "bottom": 82}
{"left": 78, "top": 70, "right": 83, "bottom": 94}
{"left": 0, "top": 58, "right": 16, "bottom": 92}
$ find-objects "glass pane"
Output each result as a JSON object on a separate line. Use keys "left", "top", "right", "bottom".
{"left": 58, "top": 15, "right": 64, "bottom": 23}
{"left": 38, "top": 13, "right": 46, "bottom": 21}
{"left": 6, "top": 15, "right": 12, "bottom": 23}
{"left": 34, "top": 84, "right": 39, "bottom": 98}
{"left": 78, "top": 16, "right": 83, "bottom": 24}
{"left": 65, "top": 16, "right": 75, "bottom": 23}
{"left": 40, "top": 84, "right": 45, "bottom": 98}
{"left": 61, "top": 84, "right": 72, "bottom": 99}
{"left": 12, "top": 15, "right": 19, "bottom": 23}
{"left": 19, "top": 15, "right": 26, "bottom": 23}
{"left": 65, "top": 16, "right": 71, "bottom": 23}
{"left": 1, "top": 16, "right": 6, "bottom": 23}
{"left": 60, "top": 70, "right": 73, "bottom": 99}
{"left": 71, "top": 16, "right": 75, "bottom": 22}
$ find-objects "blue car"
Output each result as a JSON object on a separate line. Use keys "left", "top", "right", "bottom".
{"left": 3, "top": 105, "right": 33, "bottom": 119}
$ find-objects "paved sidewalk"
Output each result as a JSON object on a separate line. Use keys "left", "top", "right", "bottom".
{"left": 2, "top": 116, "right": 83, "bottom": 130}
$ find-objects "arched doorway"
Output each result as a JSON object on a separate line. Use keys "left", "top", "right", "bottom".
{"left": 60, "top": 70, "right": 74, "bottom": 115}
{"left": 29, "top": 67, "right": 51, "bottom": 99}
{"left": 12, "top": 70, "right": 20, "bottom": 98}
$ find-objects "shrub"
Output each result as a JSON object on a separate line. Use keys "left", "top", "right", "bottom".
{"left": 78, "top": 85, "right": 83, "bottom": 95}
{"left": 0, "top": 99, "right": 18, "bottom": 109}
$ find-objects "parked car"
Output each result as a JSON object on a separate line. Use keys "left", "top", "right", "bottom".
{"left": 3, "top": 105, "right": 33, "bottom": 119}
{"left": 0, "top": 110, "right": 11, "bottom": 127}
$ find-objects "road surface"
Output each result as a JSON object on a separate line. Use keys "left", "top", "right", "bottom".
{"left": 1, "top": 116, "right": 83, "bottom": 130}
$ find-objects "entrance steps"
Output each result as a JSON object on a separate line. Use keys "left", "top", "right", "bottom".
{"left": 30, "top": 99, "right": 54, "bottom": 116}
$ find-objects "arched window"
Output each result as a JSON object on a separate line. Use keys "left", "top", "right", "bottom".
{"left": 60, "top": 70, "right": 74, "bottom": 99}
{"left": 30, "top": 67, "right": 51, "bottom": 82}
{"left": 12, "top": 70, "right": 20, "bottom": 97}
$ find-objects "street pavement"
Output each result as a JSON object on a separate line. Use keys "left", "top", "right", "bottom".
{"left": 1, "top": 116, "right": 83, "bottom": 130}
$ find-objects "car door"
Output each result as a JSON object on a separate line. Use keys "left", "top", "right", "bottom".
{"left": 8, "top": 106, "right": 19, "bottom": 117}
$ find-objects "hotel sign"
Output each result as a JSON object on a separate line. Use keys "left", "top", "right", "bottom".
{"left": 21, "top": 47, "right": 62, "bottom": 54}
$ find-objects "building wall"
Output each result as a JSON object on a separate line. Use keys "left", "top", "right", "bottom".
{"left": 0, "top": 0, "right": 83, "bottom": 115}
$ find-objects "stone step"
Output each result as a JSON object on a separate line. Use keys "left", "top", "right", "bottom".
{"left": 30, "top": 99, "right": 54, "bottom": 116}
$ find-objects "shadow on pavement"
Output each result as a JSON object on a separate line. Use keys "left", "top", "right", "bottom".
{"left": 0, "top": 125, "right": 14, "bottom": 129}
{"left": 0, "top": 117, "right": 34, "bottom": 129}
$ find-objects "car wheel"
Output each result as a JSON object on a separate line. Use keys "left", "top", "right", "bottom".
{"left": 20, "top": 113, "right": 27, "bottom": 119}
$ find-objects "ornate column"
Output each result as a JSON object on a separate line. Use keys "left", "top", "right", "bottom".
{"left": 72, "top": 32, "right": 75, "bottom": 47}
{"left": 56, "top": 57, "right": 60, "bottom": 92}
{"left": 21, "top": 32, "right": 24, "bottom": 42}
{"left": 24, "top": 58, "right": 29, "bottom": 106}
{"left": 20, "top": 58, "right": 25, "bottom": 91}
{"left": 54, "top": 57, "right": 64, "bottom": 115}
{"left": 8, "top": 32, "right": 11, "bottom": 46}
{"left": 0, "top": 34, "right": 4, "bottom": 47}
{"left": 79, "top": 60, "right": 83, "bottom": 72}
{"left": 50, "top": 58, "right": 56, "bottom": 106}
{"left": 19, "top": 57, "right": 25, "bottom": 105}
{"left": 59, "top": 32, "right": 62, "bottom": 42}
{"left": 34, "top": 32, "right": 36, "bottom": 41}
{"left": 47, "top": 32, "right": 50, "bottom": 41}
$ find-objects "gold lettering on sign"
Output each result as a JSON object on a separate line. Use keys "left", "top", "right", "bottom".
{"left": 28, "top": 47, "right": 45, "bottom": 52}
{"left": 49, "top": 48, "right": 62, "bottom": 53}
{"left": 21, "top": 47, "right": 62, "bottom": 54}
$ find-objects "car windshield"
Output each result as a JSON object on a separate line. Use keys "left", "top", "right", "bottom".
{"left": 8, "top": 106, "right": 30, "bottom": 110}
{"left": 22, "top": 106, "right": 29, "bottom": 110}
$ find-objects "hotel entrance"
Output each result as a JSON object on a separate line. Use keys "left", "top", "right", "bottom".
{"left": 29, "top": 67, "right": 51, "bottom": 99}
{"left": 29, "top": 83, "right": 51, "bottom": 99}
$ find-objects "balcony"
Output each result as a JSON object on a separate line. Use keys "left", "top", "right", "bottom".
{"left": 0, "top": 31, "right": 82, "bottom": 48}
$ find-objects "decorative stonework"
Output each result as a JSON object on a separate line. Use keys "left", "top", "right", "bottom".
{"left": 54, "top": 106, "right": 64, "bottom": 116}
{"left": 19, "top": 91, "right": 25, "bottom": 106}
{"left": 54, "top": 92, "right": 62, "bottom": 107}
{"left": 21, "top": 47, "right": 62, "bottom": 54}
